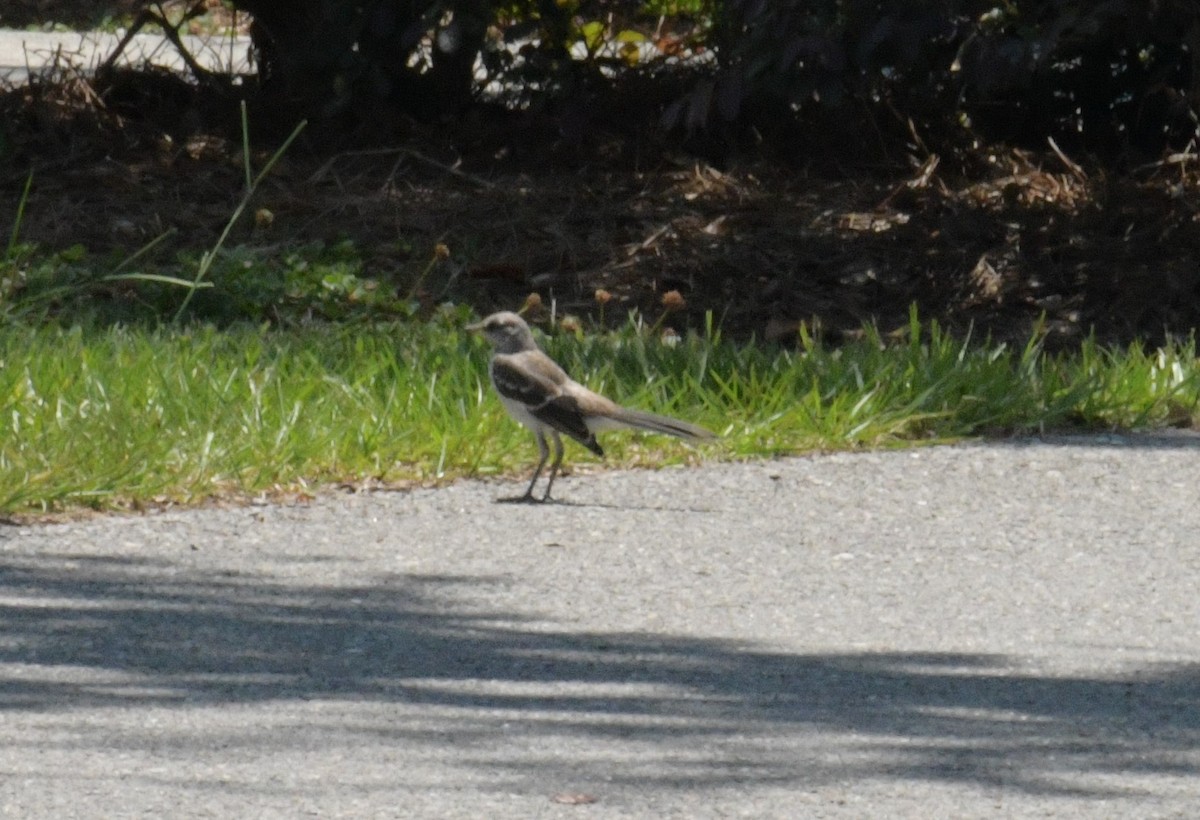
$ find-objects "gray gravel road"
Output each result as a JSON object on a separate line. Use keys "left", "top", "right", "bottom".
{"left": 2, "top": 435, "right": 1199, "bottom": 818}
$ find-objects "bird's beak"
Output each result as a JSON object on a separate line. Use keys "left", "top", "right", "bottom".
{"left": 466, "top": 320, "right": 484, "bottom": 333}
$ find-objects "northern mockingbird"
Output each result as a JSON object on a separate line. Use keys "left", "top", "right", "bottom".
{"left": 468, "top": 311, "right": 716, "bottom": 502}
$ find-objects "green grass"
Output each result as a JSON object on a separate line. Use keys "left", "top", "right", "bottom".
{"left": 0, "top": 308, "right": 1197, "bottom": 516}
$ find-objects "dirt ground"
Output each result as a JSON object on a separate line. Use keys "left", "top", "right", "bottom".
{"left": 3, "top": 51, "right": 1200, "bottom": 346}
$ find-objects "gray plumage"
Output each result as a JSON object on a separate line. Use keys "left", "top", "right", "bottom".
{"left": 468, "top": 311, "right": 715, "bottom": 501}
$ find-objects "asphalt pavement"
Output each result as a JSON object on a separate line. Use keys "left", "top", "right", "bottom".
{"left": 1, "top": 433, "right": 1198, "bottom": 818}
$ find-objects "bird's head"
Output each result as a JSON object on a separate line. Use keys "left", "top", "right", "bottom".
{"left": 467, "top": 311, "right": 538, "bottom": 354}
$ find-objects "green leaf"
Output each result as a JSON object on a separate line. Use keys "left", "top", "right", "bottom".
{"left": 580, "top": 20, "right": 605, "bottom": 52}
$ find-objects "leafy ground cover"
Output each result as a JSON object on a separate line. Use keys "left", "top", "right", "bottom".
{"left": 1, "top": 309, "right": 1196, "bottom": 517}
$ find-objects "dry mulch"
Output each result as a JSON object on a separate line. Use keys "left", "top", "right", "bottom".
{"left": 3, "top": 61, "right": 1200, "bottom": 346}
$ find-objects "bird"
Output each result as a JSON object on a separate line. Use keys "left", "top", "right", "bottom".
{"left": 467, "top": 311, "right": 716, "bottom": 502}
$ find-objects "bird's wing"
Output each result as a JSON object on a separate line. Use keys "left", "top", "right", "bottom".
{"left": 490, "top": 352, "right": 562, "bottom": 406}
{"left": 491, "top": 353, "right": 604, "bottom": 456}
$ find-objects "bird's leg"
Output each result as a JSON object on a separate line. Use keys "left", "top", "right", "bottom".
{"left": 500, "top": 431, "right": 549, "bottom": 503}
{"left": 522, "top": 431, "right": 551, "bottom": 500}
{"left": 541, "top": 431, "right": 565, "bottom": 502}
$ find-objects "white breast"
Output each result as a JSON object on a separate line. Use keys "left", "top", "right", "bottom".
{"left": 497, "top": 393, "right": 547, "bottom": 433}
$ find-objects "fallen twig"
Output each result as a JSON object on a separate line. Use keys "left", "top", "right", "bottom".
{"left": 1047, "top": 136, "right": 1087, "bottom": 183}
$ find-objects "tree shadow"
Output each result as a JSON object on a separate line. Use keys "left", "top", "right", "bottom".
{"left": 1, "top": 549, "right": 1197, "bottom": 795}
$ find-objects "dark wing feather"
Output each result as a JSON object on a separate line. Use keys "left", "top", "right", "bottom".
{"left": 490, "top": 357, "right": 604, "bottom": 457}
{"left": 490, "top": 356, "right": 558, "bottom": 407}
{"left": 531, "top": 395, "right": 604, "bottom": 457}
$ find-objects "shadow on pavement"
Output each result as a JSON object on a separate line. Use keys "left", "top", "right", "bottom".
{"left": 1, "top": 550, "right": 1196, "bottom": 795}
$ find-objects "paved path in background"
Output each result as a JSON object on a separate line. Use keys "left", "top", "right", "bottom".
{"left": 1, "top": 434, "right": 1199, "bottom": 818}
{"left": 0, "top": 28, "right": 252, "bottom": 85}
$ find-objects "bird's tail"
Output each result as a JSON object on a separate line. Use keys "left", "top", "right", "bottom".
{"left": 600, "top": 407, "right": 717, "bottom": 441}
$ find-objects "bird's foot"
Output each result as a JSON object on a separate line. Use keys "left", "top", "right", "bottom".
{"left": 496, "top": 493, "right": 542, "bottom": 504}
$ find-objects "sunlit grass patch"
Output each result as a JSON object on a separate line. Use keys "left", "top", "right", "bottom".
{"left": 1, "top": 308, "right": 1197, "bottom": 516}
